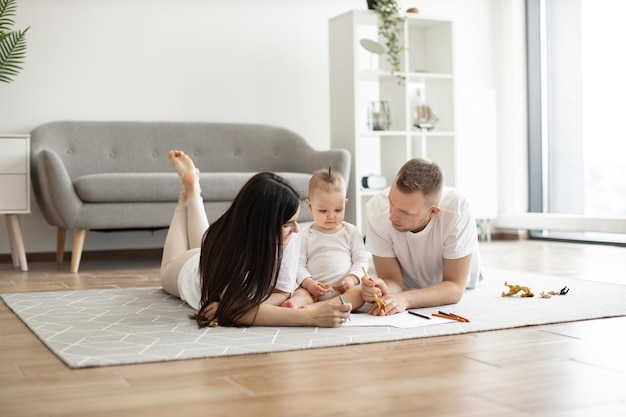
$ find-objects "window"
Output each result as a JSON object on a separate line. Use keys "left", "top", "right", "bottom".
{"left": 527, "top": 0, "right": 626, "bottom": 244}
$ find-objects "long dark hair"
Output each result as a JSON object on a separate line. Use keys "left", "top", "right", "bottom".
{"left": 194, "top": 172, "right": 300, "bottom": 327}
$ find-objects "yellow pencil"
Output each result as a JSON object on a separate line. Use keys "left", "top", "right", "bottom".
{"left": 362, "top": 267, "right": 387, "bottom": 315}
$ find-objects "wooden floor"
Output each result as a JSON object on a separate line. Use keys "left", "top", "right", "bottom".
{"left": 1, "top": 239, "right": 625, "bottom": 417}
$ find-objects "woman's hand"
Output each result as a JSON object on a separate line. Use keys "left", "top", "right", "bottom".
{"left": 200, "top": 301, "right": 220, "bottom": 325}
{"left": 307, "top": 300, "right": 352, "bottom": 327}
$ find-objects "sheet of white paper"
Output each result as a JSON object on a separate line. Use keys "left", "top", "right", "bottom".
{"left": 343, "top": 310, "right": 454, "bottom": 329}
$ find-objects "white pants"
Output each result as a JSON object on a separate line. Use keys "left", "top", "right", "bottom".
{"left": 159, "top": 195, "right": 209, "bottom": 297}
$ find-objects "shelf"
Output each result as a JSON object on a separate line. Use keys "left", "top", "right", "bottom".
{"left": 409, "top": 130, "right": 455, "bottom": 137}
{"left": 358, "top": 69, "right": 396, "bottom": 81}
{"left": 330, "top": 11, "right": 456, "bottom": 232}
{"left": 358, "top": 70, "right": 452, "bottom": 82}
{"left": 359, "top": 188, "right": 385, "bottom": 196}
{"left": 407, "top": 72, "right": 453, "bottom": 81}
{"left": 406, "top": 13, "right": 454, "bottom": 27}
{"left": 359, "top": 130, "right": 454, "bottom": 137}
{"left": 359, "top": 130, "right": 407, "bottom": 137}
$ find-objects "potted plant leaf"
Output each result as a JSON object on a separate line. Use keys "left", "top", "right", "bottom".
{"left": 368, "top": 0, "right": 405, "bottom": 83}
{"left": 0, "top": 0, "right": 29, "bottom": 83}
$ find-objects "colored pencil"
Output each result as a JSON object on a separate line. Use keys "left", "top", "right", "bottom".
{"left": 407, "top": 311, "right": 431, "bottom": 320}
{"left": 338, "top": 295, "right": 351, "bottom": 322}
{"left": 361, "top": 266, "right": 369, "bottom": 279}
{"left": 438, "top": 311, "right": 470, "bottom": 322}
{"left": 432, "top": 313, "right": 466, "bottom": 322}
{"left": 449, "top": 312, "right": 470, "bottom": 322}
{"left": 362, "top": 267, "right": 387, "bottom": 315}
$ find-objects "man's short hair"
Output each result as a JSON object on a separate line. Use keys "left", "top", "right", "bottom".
{"left": 395, "top": 158, "right": 444, "bottom": 203}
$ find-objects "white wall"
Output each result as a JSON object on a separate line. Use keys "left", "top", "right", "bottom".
{"left": 0, "top": 0, "right": 527, "bottom": 255}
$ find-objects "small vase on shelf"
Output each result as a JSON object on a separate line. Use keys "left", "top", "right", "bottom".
{"left": 414, "top": 104, "right": 438, "bottom": 131}
{"left": 368, "top": 101, "right": 391, "bottom": 131}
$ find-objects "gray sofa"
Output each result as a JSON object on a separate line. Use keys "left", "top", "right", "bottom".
{"left": 30, "top": 121, "right": 350, "bottom": 272}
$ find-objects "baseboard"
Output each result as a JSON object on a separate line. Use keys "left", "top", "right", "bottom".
{"left": 1, "top": 232, "right": 527, "bottom": 265}
{"left": 0, "top": 248, "right": 163, "bottom": 264}
{"left": 489, "top": 231, "right": 529, "bottom": 241}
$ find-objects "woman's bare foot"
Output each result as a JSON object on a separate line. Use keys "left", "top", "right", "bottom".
{"left": 168, "top": 150, "right": 200, "bottom": 202}
{"left": 281, "top": 299, "right": 303, "bottom": 309}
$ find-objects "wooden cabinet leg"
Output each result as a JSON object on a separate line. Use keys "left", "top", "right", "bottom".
{"left": 70, "top": 229, "right": 86, "bottom": 273}
{"left": 5, "top": 215, "right": 19, "bottom": 267}
{"left": 5, "top": 214, "right": 28, "bottom": 272}
{"left": 56, "top": 227, "right": 66, "bottom": 264}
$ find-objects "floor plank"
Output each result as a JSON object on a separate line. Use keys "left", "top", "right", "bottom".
{"left": 0, "top": 239, "right": 625, "bottom": 416}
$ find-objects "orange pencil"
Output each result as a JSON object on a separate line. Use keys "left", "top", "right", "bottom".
{"left": 432, "top": 313, "right": 466, "bottom": 322}
{"left": 438, "top": 310, "right": 470, "bottom": 323}
{"left": 449, "top": 312, "right": 470, "bottom": 322}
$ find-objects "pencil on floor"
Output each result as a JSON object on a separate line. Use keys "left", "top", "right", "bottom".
{"left": 432, "top": 313, "right": 466, "bottom": 322}
{"left": 408, "top": 311, "right": 431, "bottom": 320}
{"left": 449, "top": 312, "right": 470, "bottom": 322}
{"left": 439, "top": 311, "right": 470, "bottom": 322}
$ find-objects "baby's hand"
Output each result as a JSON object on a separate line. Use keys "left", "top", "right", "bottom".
{"left": 303, "top": 278, "right": 327, "bottom": 297}
{"left": 335, "top": 275, "right": 360, "bottom": 293}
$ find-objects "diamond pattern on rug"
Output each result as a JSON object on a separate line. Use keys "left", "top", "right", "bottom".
{"left": 2, "top": 269, "right": 626, "bottom": 368}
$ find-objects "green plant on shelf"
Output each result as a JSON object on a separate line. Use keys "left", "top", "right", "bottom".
{"left": 373, "top": 0, "right": 405, "bottom": 84}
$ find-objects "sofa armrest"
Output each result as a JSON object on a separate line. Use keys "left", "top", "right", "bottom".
{"left": 32, "top": 149, "right": 83, "bottom": 228}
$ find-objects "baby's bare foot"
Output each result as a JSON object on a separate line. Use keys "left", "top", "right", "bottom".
{"left": 169, "top": 150, "right": 200, "bottom": 199}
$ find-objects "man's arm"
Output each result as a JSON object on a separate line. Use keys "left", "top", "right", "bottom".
{"left": 369, "top": 254, "right": 472, "bottom": 315}
{"left": 372, "top": 255, "right": 403, "bottom": 293}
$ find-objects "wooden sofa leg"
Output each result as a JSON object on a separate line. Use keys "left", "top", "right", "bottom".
{"left": 70, "top": 229, "right": 87, "bottom": 273}
{"left": 56, "top": 227, "right": 66, "bottom": 264}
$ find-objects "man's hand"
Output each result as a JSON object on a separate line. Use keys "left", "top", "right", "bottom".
{"left": 361, "top": 274, "right": 385, "bottom": 301}
{"left": 370, "top": 292, "right": 409, "bottom": 316}
{"left": 361, "top": 275, "right": 389, "bottom": 315}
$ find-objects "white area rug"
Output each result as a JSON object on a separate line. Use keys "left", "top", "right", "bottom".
{"left": 2, "top": 268, "right": 625, "bottom": 368}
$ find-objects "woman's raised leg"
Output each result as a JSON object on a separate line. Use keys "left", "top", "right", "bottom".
{"left": 160, "top": 150, "right": 209, "bottom": 296}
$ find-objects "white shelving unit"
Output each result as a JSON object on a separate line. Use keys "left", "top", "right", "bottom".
{"left": 329, "top": 10, "right": 456, "bottom": 233}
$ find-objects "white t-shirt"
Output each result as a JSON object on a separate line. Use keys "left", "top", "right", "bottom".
{"left": 178, "top": 232, "right": 301, "bottom": 310}
{"left": 365, "top": 187, "right": 482, "bottom": 289}
{"left": 297, "top": 222, "right": 368, "bottom": 287}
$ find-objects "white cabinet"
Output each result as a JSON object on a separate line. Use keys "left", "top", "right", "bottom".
{"left": 1, "top": 134, "right": 30, "bottom": 271}
{"left": 329, "top": 10, "right": 456, "bottom": 232}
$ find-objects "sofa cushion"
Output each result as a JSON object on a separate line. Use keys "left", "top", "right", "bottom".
{"left": 73, "top": 172, "right": 312, "bottom": 203}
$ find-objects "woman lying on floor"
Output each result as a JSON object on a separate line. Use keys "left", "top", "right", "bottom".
{"left": 159, "top": 150, "right": 351, "bottom": 328}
